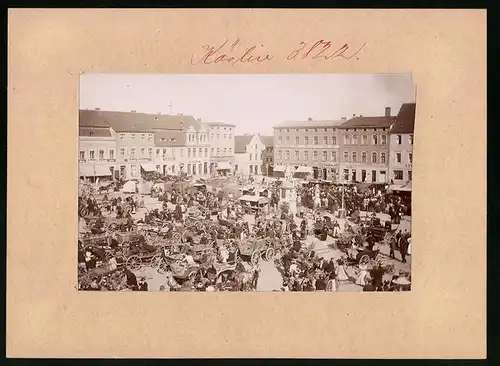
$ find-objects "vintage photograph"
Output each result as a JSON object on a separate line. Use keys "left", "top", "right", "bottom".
{"left": 78, "top": 74, "right": 415, "bottom": 292}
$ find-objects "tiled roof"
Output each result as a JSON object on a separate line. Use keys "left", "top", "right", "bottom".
{"left": 259, "top": 135, "right": 274, "bottom": 147}
{"left": 79, "top": 127, "right": 112, "bottom": 137}
{"left": 234, "top": 135, "right": 254, "bottom": 153}
{"left": 154, "top": 130, "right": 186, "bottom": 147}
{"left": 273, "top": 120, "right": 345, "bottom": 129}
{"left": 339, "top": 116, "right": 396, "bottom": 129}
{"left": 206, "top": 121, "right": 236, "bottom": 127}
{"left": 390, "top": 103, "right": 416, "bottom": 134}
{"left": 79, "top": 110, "right": 111, "bottom": 128}
{"left": 79, "top": 109, "right": 199, "bottom": 132}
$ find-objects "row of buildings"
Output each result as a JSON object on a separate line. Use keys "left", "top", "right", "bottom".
{"left": 271, "top": 103, "right": 415, "bottom": 186}
{"left": 78, "top": 103, "right": 415, "bottom": 187}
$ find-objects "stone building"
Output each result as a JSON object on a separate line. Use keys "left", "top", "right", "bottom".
{"left": 272, "top": 118, "right": 343, "bottom": 180}
{"left": 388, "top": 103, "right": 415, "bottom": 186}
{"left": 259, "top": 136, "right": 274, "bottom": 176}
{"left": 338, "top": 107, "right": 396, "bottom": 184}
{"left": 206, "top": 121, "right": 236, "bottom": 175}
{"left": 234, "top": 134, "right": 266, "bottom": 176}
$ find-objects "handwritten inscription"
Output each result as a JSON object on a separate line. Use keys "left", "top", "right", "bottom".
{"left": 191, "top": 39, "right": 366, "bottom": 66}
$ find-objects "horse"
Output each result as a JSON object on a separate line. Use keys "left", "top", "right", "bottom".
{"left": 234, "top": 263, "right": 260, "bottom": 291}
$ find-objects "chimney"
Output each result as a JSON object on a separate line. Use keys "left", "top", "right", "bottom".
{"left": 308, "top": 117, "right": 313, "bottom": 121}
{"left": 341, "top": 117, "right": 346, "bottom": 121}
{"left": 359, "top": 114, "right": 363, "bottom": 117}
{"left": 385, "top": 107, "right": 391, "bottom": 117}
{"left": 131, "top": 110, "right": 136, "bottom": 113}
{"left": 352, "top": 114, "right": 356, "bottom": 118}
{"left": 94, "top": 108, "right": 100, "bottom": 111}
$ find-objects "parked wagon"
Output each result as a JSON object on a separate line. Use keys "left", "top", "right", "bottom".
{"left": 235, "top": 237, "right": 275, "bottom": 264}
{"left": 79, "top": 233, "right": 111, "bottom": 248}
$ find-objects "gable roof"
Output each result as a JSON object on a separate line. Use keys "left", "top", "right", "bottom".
{"left": 390, "top": 103, "right": 416, "bottom": 134}
{"left": 206, "top": 121, "right": 236, "bottom": 127}
{"left": 339, "top": 116, "right": 396, "bottom": 129}
{"left": 79, "top": 110, "right": 112, "bottom": 128}
{"left": 79, "top": 127, "right": 112, "bottom": 137}
{"left": 273, "top": 120, "right": 344, "bottom": 129}
{"left": 154, "top": 130, "right": 186, "bottom": 147}
{"left": 234, "top": 135, "right": 254, "bottom": 153}
{"left": 259, "top": 135, "right": 274, "bottom": 147}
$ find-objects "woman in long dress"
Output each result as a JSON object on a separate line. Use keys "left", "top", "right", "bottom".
{"left": 326, "top": 272, "right": 337, "bottom": 292}
{"left": 356, "top": 263, "right": 370, "bottom": 286}
{"left": 335, "top": 258, "right": 349, "bottom": 281}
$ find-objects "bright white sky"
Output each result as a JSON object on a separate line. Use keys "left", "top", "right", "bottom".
{"left": 80, "top": 74, "right": 416, "bottom": 136}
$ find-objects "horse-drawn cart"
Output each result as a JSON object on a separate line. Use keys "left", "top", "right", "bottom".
{"left": 235, "top": 237, "right": 275, "bottom": 264}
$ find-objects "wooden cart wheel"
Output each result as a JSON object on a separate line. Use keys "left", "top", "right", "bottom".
{"left": 157, "top": 260, "right": 169, "bottom": 274}
{"left": 126, "top": 255, "right": 142, "bottom": 271}
{"left": 251, "top": 250, "right": 261, "bottom": 265}
{"left": 265, "top": 247, "right": 275, "bottom": 261}
{"left": 359, "top": 254, "right": 370, "bottom": 265}
{"left": 151, "top": 254, "right": 163, "bottom": 268}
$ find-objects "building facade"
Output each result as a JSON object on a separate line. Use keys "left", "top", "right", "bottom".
{"left": 207, "top": 122, "right": 236, "bottom": 174}
{"left": 388, "top": 103, "right": 415, "bottom": 184}
{"left": 259, "top": 136, "right": 274, "bottom": 176}
{"left": 272, "top": 119, "right": 343, "bottom": 180}
{"left": 234, "top": 134, "right": 266, "bottom": 176}
{"left": 338, "top": 107, "right": 395, "bottom": 184}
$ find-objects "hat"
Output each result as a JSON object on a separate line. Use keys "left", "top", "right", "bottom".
{"left": 392, "top": 276, "right": 411, "bottom": 285}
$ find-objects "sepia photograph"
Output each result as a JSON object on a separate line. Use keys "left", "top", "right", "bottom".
{"left": 78, "top": 73, "right": 416, "bottom": 292}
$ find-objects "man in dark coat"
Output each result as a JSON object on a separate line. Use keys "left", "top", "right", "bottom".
{"left": 124, "top": 268, "right": 139, "bottom": 291}
{"left": 399, "top": 234, "right": 409, "bottom": 263}
{"left": 138, "top": 277, "right": 149, "bottom": 291}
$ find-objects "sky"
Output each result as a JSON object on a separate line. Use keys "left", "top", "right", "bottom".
{"left": 80, "top": 74, "right": 416, "bottom": 136}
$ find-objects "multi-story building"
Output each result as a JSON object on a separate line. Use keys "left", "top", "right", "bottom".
{"left": 234, "top": 134, "right": 266, "bottom": 176}
{"left": 338, "top": 107, "right": 396, "bottom": 184}
{"left": 259, "top": 136, "right": 274, "bottom": 176}
{"left": 389, "top": 103, "right": 415, "bottom": 185}
{"left": 183, "top": 118, "right": 211, "bottom": 177}
{"left": 206, "top": 122, "right": 236, "bottom": 175}
{"left": 78, "top": 109, "right": 118, "bottom": 182}
{"left": 272, "top": 119, "right": 343, "bottom": 180}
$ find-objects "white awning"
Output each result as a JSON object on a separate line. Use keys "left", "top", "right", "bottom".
{"left": 389, "top": 182, "right": 412, "bottom": 192}
{"left": 273, "top": 165, "right": 286, "bottom": 172}
{"left": 239, "top": 195, "right": 270, "bottom": 204}
{"left": 216, "top": 162, "right": 231, "bottom": 170}
{"left": 79, "top": 165, "right": 112, "bottom": 177}
{"left": 141, "top": 163, "right": 157, "bottom": 172}
{"left": 295, "top": 166, "right": 313, "bottom": 174}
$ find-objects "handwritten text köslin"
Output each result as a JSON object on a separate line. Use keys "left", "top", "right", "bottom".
{"left": 191, "top": 38, "right": 367, "bottom": 66}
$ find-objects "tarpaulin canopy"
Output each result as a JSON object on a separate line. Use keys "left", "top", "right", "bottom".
{"left": 216, "top": 162, "right": 231, "bottom": 170}
{"left": 138, "top": 181, "right": 153, "bottom": 195}
{"left": 141, "top": 163, "right": 157, "bottom": 172}
{"left": 389, "top": 181, "right": 412, "bottom": 192}
{"left": 79, "top": 165, "right": 94, "bottom": 177}
{"left": 295, "top": 166, "right": 313, "bottom": 174}
{"left": 273, "top": 166, "right": 286, "bottom": 172}
{"left": 79, "top": 165, "right": 112, "bottom": 177}
{"left": 239, "top": 195, "right": 269, "bottom": 204}
{"left": 122, "top": 180, "right": 137, "bottom": 193}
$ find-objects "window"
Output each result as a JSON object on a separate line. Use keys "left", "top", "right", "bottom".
{"left": 211, "top": 148, "right": 214, "bottom": 154}
{"left": 352, "top": 135, "right": 358, "bottom": 144}
{"left": 224, "top": 134, "right": 227, "bottom": 139}
{"left": 120, "top": 134, "right": 125, "bottom": 140}
{"left": 156, "top": 148, "right": 160, "bottom": 157}
{"left": 304, "top": 151, "right": 309, "bottom": 161}
{"left": 148, "top": 134, "right": 153, "bottom": 142}
{"left": 344, "top": 135, "right": 350, "bottom": 145}
{"left": 305, "top": 129, "right": 308, "bottom": 132}
{"left": 409, "top": 153, "right": 413, "bottom": 163}
{"left": 381, "top": 152, "right": 386, "bottom": 164}
{"left": 205, "top": 148, "right": 208, "bottom": 157}
{"left": 295, "top": 150, "right": 299, "bottom": 160}
{"left": 279, "top": 137, "right": 283, "bottom": 145}
{"left": 217, "top": 148, "right": 221, "bottom": 156}
{"left": 211, "top": 134, "right": 215, "bottom": 141}
{"left": 278, "top": 151, "right": 282, "bottom": 159}
{"left": 285, "top": 137, "right": 289, "bottom": 144}
{"left": 408, "top": 171, "right": 412, "bottom": 181}
{"left": 130, "top": 148, "right": 135, "bottom": 158}
{"left": 324, "top": 128, "right": 328, "bottom": 132}
{"left": 79, "top": 151, "right": 85, "bottom": 160}
{"left": 193, "top": 149, "right": 197, "bottom": 158}
{"left": 331, "top": 151, "right": 337, "bottom": 162}
{"left": 295, "top": 136, "right": 300, "bottom": 145}
{"left": 120, "top": 148, "right": 125, "bottom": 156}
{"left": 362, "top": 135, "right": 368, "bottom": 145}
{"left": 199, "top": 148, "right": 202, "bottom": 156}
{"left": 140, "top": 148, "right": 145, "bottom": 156}
{"left": 187, "top": 148, "right": 191, "bottom": 158}
{"left": 89, "top": 131, "right": 94, "bottom": 137}
{"left": 217, "top": 134, "right": 220, "bottom": 139}
{"left": 343, "top": 169, "right": 349, "bottom": 181}
{"left": 323, "top": 136, "right": 328, "bottom": 145}
{"left": 372, "top": 135, "right": 378, "bottom": 145}
{"left": 381, "top": 135, "right": 387, "bottom": 145}
{"left": 249, "top": 153, "right": 252, "bottom": 161}
{"left": 286, "top": 129, "right": 290, "bottom": 132}
{"left": 396, "top": 153, "right": 402, "bottom": 163}
{"left": 314, "top": 137, "right": 319, "bottom": 145}
{"left": 229, "top": 148, "right": 232, "bottom": 153}
{"left": 223, "top": 148, "right": 227, "bottom": 153}
{"left": 332, "top": 136, "right": 337, "bottom": 145}
{"left": 314, "top": 129, "right": 318, "bottom": 132}
{"left": 109, "top": 150, "right": 114, "bottom": 159}
{"left": 131, "top": 134, "right": 136, "bottom": 140}
{"left": 187, "top": 164, "right": 191, "bottom": 174}
{"left": 397, "top": 135, "right": 402, "bottom": 145}
{"left": 409, "top": 135, "right": 414, "bottom": 145}
{"left": 322, "top": 151, "right": 327, "bottom": 161}
{"left": 148, "top": 148, "right": 153, "bottom": 158}
{"left": 163, "top": 148, "right": 167, "bottom": 156}
{"left": 304, "top": 136, "right": 309, "bottom": 145}
{"left": 343, "top": 151, "right": 349, "bottom": 161}
{"left": 372, "top": 152, "right": 377, "bottom": 163}
{"left": 141, "top": 134, "right": 145, "bottom": 140}
{"left": 313, "top": 151, "right": 318, "bottom": 160}
{"left": 98, "top": 149, "right": 104, "bottom": 159}
{"left": 362, "top": 152, "right": 367, "bottom": 163}
{"left": 394, "top": 170, "right": 404, "bottom": 180}
{"left": 352, "top": 152, "right": 357, "bottom": 162}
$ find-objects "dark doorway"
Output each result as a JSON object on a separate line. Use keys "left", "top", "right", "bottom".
{"left": 313, "top": 167, "right": 319, "bottom": 179}
{"left": 323, "top": 168, "right": 327, "bottom": 180}
{"left": 361, "top": 170, "right": 366, "bottom": 183}
{"left": 372, "top": 170, "right": 377, "bottom": 183}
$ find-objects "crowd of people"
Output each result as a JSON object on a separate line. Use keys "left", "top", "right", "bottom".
{"left": 78, "top": 174, "right": 412, "bottom": 292}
